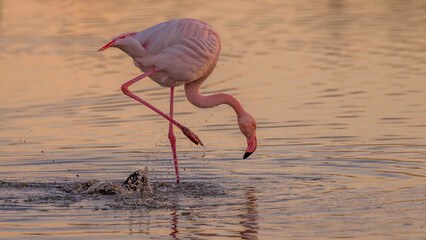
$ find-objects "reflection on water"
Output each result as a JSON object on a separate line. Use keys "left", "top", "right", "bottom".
{"left": 170, "top": 210, "right": 179, "bottom": 238}
{"left": 239, "top": 187, "right": 258, "bottom": 239}
{"left": 0, "top": 0, "right": 425, "bottom": 239}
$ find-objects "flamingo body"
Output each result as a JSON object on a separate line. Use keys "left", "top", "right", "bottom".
{"left": 115, "top": 19, "right": 221, "bottom": 87}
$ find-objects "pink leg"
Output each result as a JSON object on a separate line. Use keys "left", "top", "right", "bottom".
{"left": 168, "top": 87, "right": 180, "bottom": 183}
{"left": 121, "top": 68, "right": 203, "bottom": 146}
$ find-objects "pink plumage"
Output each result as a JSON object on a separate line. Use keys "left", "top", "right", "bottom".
{"left": 105, "top": 19, "right": 221, "bottom": 87}
{"left": 99, "top": 19, "right": 257, "bottom": 183}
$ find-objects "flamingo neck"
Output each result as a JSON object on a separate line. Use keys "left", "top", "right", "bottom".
{"left": 184, "top": 79, "right": 245, "bottom": 117}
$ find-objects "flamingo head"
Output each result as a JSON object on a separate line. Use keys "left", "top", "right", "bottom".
{"left": 238, "top": 112, "right": 257, "bottom": 159}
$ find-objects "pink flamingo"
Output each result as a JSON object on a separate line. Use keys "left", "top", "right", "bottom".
{"left": 98, "top": 19, "right": 257, "bottom": 183}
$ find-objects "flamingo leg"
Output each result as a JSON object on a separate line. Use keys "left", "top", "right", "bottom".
{"left": 121, "top": 68, "right": 203, "bottom": 146}
{"left": 168, "top": 87, "right": 180, "bottom": 183}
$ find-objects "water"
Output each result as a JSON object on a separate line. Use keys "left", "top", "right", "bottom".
{"left": 0, "top": 0, "right": 425, "bottom": 239}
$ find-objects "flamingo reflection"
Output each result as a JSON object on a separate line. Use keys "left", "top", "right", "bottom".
{"left": 170, "top": 210, "right": 179, "bottom": 239}
{"left": 239, "top": 186, "right": 259, "bottom": 239}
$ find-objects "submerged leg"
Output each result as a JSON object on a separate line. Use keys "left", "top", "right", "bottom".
{"left": 121, "top": 68, "right": 203, "bottom": 146}
{"left": 168, "top": 87, "right": 180, "bottom": 183}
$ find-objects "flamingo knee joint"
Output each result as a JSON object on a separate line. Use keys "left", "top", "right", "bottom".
{"left": 121, "top": 84, "right": 130, "bottom": 95}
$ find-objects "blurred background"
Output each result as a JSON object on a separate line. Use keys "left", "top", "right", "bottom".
{"left": 0, "top": 0, "right": 425, "bottom": 239}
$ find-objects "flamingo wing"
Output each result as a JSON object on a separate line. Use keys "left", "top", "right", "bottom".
{"left": 135, "top": 33, "right": 220, "bottom": 84}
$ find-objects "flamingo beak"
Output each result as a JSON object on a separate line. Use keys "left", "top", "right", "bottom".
{"left": 98, "top": 39, "right": 117, "bottom": 52}
{"left": 243, "top": 133, "right": 257, "bottom": 159}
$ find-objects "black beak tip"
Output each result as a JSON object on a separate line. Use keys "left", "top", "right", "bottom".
{"left": 243, "top": 151, "right": 253, "bottom": 159}
{"left": 243, "top": 146, "right": 256, "bottom": 159}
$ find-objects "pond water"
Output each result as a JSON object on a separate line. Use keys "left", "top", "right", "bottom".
{"left": 0, "top": 0, "right": 425, "bottom": 239}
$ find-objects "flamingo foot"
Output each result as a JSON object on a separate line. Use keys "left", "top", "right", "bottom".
{"left": 180, "top": 126, "right": 204, "bottom": 146}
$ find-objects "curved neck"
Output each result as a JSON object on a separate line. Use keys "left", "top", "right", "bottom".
{"left": 184, "top": 79, "right": 245, "bottom": 117}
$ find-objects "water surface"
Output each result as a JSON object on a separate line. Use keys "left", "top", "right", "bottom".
{"left": 0, "top": 0, "right": 425, "bottom": 239}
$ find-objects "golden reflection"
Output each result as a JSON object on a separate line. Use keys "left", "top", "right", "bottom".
{"left": 0, "top": 0, "right": 425, "bottom": 239}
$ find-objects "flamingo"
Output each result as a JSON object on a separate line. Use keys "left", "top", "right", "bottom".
{"left": 98, "top": 19, "right": 257, "bottom": 183}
